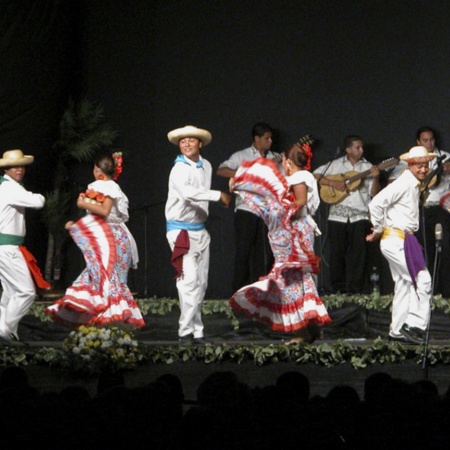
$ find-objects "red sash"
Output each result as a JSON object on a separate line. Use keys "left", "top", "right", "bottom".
{"left": 19, "top": 246, "right": 51, "bottom": 289}
{"left": 171, "top": 229, "right": 190, "bottom": 279}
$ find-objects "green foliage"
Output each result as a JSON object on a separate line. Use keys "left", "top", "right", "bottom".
{"left": 7, "top": 295, "right": 450, "bottom": 372}
{"left": 54, "top": 98, "right": 118, "bottom": 162}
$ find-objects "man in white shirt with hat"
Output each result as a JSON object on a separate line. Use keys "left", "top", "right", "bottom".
{"left": 0, "top": 149, "right": 46, "bottom": 346}
{"left": 388, "top": 126, "right": 450, "bottom": 298}
{"left": 367, "top": 146, "right": 435, "bottom": 344}
{"left": 165, "top": 125, "right": 231, "bottom": 344}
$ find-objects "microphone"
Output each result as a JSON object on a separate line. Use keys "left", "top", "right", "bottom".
{"left": 436, "top": 154, "right": 446, "bottom": 165}
{"left": 435, "top": 223, "right": 443, "bottom": 241}
{"left": 334, "top": 147, "right": 342, "bottom": 158}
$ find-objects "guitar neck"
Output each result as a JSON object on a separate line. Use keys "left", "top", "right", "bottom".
{"left": 345, "top": 158, "right": 398, "bottom": 184}
{"left": 346, "top": 168, "right": 372, "bottom": 184}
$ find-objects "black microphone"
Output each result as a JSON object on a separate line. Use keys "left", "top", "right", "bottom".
{"left": 435, "top": 223, "right": 443, "bottom": 241}
{"left": 436, "top": 154, "right": 446, "bottom": 165}
{"left": 334, "top": 147, "right": 342, "bottom": 158}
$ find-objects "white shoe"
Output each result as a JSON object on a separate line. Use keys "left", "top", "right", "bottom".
{"left": 0, "top": 331, "right": 26, "bottom": 347}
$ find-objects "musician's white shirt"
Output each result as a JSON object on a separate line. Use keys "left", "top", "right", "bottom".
{"left": 313, "top": 155, "right": 375, "bottom": 223}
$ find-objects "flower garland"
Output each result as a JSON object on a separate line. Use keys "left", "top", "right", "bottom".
{"left": 112, "top": 151, "right": 123, "bottom": 180}
{"left": 79, "top": 189, "right": 106, "bottom": 205}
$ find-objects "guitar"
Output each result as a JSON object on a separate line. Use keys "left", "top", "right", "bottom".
{"left": 272, "top": 134, "right": 315, "bottom": 164}
{"left": 319, "top": 157, "right": 399, "bottom": 204}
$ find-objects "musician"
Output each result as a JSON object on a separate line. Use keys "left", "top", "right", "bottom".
{"left": 367, "top": 146, "right": 435, "bottom": 344}
{"left": 313, "top": 135, "right": 380, "bottom": 294}
{"left": 217, "top": 122, "right": 276, "bottom": 291}
{"left": 388, "top": 126, "right": 450, "bottom": 298}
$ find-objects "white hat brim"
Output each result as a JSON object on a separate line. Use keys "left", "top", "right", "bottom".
{"left": 167, "top": 125, "right": 212, "bottom": 146}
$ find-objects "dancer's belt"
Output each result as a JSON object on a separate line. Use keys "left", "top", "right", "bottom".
{"left": 381, "top": 228, "right": 413, "bottom": 240}
{"left": 0, "top": 233, "right": 24, "bottom": 245}
{"left": 166, "top": 220, "right": 206, "bottom": 232}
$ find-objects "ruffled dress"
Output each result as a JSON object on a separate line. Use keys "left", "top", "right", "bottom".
{"left": 230, "top": 158, "right": 331, "bottom": 332}
{"left": 46, "top": 180, "right": 145, "bottom": 328}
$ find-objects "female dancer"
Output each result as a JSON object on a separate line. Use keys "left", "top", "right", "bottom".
{"left": 46, "top": 152, "right": 145, "bottom": 328}
{"left": 230, "top": 143, "right": 330, "bottom": 344}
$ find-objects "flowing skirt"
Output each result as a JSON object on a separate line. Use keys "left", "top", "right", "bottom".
{"left": 230, "top": 157, "right": 331, "bottom": 332}
{"left": 46, "top": 214, "right": 145, "bottom": 328}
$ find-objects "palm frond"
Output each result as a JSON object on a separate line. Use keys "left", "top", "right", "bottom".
{"left": 41, "top": 190, "right": 73, "bottom": 236}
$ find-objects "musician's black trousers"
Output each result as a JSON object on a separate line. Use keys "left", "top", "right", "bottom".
{"left": 328, "top": 219, "right": 373, "bottom": 294}
{"left": 232, "top": 209, "right": 274, "bottom": 292}
{"left": 418, "top": 205, "right": 450, "bottom": 298}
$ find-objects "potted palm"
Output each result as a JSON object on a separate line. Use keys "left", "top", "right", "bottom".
{"left": 42, "top": 98, "right": 118, "bottom": 293}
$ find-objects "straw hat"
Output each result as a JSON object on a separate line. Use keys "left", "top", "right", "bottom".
{"left": 399, "top": 146, "right": 437, "bottom": 164}
{"left": 0, "top": 149, "right": 34, "bottom": 168}
{"left": 167, "top": 125, "right": 212, "bottom": 146}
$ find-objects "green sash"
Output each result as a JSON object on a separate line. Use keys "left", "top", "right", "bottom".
{"left": 0, "top": 233, "right": 24, "bottom": 245}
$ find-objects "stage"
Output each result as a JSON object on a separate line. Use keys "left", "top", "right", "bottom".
{"left": 3, "top": 296, "right": 450, "bottom": 401}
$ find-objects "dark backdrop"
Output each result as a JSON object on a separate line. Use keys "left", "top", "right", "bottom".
{"left": 1, "top": 0, "right": 449, "bottom": 298}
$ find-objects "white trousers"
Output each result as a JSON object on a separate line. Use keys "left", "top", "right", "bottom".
{"left": 167, "top": 229, "right": 210, "bottom": 338}
{"left": 381, "top": 236, "right": 431, "bottom": 335}
{"left": 0, "top": 245, "right": 36, "bottom": 338}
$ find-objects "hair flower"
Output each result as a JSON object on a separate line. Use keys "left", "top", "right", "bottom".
{"left": 112, "top": 152, "right": 123, "bottom": 180}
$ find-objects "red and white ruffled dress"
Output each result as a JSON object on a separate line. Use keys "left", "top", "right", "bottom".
{"left": 230, "top": 158, "right": 331, "bottom": 332}
{"left": 46, "top": 180, "right": 145, "bottom": 329}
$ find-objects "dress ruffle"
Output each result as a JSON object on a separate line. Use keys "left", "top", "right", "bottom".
{"left": 230, "top": 157, "right": 331, "bottom": 332}
{"left": 45, "top": 214, "right": 145, "bottom": 329}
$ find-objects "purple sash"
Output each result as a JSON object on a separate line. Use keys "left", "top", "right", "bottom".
{"left": 404, "top": 233, "right": 426, "bottom": 290}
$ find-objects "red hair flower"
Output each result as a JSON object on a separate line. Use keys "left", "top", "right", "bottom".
{"left": 112, "top": 152, "right": 123, "bottom": 180}
{"left": 301, "top": 144, "right": 313, "bottom": 171}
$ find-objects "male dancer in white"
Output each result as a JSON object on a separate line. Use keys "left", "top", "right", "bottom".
{"left": 367, "top": 146, "right": 435, "bottom": 344}
{"left": 165, "top": 126, "right": 231, "bottom": 344}
{"left": 0, "top": 149, "right": 45, "bottom": 345}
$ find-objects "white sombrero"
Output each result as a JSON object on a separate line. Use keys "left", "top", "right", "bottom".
{"left": 399, "top": 146, "right": 437, "bottom": 164}
{"left": 167, "top": 125, "right": 212, "bottom": 146}
{"left": 0, "top": 149, "right": 34, "bottom": 168}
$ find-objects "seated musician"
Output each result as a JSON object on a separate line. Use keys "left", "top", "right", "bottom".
{"left": 313, "top": 135, "right": 380, "bottom": 294}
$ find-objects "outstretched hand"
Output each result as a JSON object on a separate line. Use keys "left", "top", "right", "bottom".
{"left": 220, "top": 192, "right": 232, "bottom": 208}
{"left": 228, "top": 177, "right": 235, "bottom": 193}
{"left": 366, "top": 229, "right": 382, "bottom": 242}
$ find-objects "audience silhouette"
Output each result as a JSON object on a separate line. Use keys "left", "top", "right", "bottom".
{"left": 0, "top": 366, "right": 449, "bottom": 449}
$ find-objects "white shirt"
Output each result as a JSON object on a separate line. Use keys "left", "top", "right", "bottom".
{"left": 314, "top": 155, "right": 375, "bottom": 223}
{"left": 218, "top": 145, "right": 278, "bottom": 212}
{"left": 369, "top": 169, "right": 420, "bottom": 234}
{"left": 287, "top": 170, "right": 320, "bottom": 217}
{"left": 165, "top": 155, "right": 221, "bottom": 224}
{"left": 88, "top": 179, "right": 130, "bottom": 224}
{"left": 0, "top": 174, "right": 45, "bottom": 237}
{"left": 88, "top": 179, "right": 139, "bottom": 268}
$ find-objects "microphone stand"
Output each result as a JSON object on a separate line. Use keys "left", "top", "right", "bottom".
{"left": 422, "top": 236, "right": 441, "bottom": 379}
{"left": 316, "top": 147, "right": 342, "bottom": 184}
{"left": 315, "top": 148, "right": 341, "bottom": 294}
{"left": 419, "top": 159, "right": 444, "bottom": 264}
